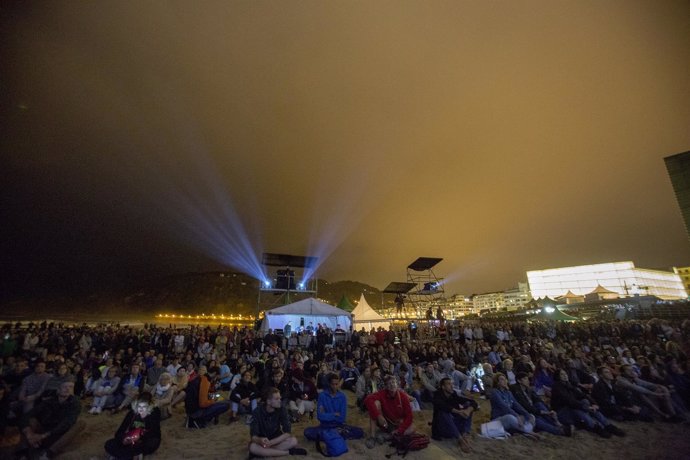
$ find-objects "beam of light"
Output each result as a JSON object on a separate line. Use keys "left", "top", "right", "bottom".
{"left": 303, "top": 155, "right": 390, "bottom": 283}
{"left": 113, "top": 101, "right": 268, "bottom": 284}
{"left": 441, "top": 258, "right": 492, "bottom": 293}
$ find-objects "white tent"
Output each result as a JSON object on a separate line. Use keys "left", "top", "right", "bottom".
{"left": 351, "top": 293, "right": 390, "bottom": 331}
{"left": 261, "top": 297, "right": 352, "bottom": 333}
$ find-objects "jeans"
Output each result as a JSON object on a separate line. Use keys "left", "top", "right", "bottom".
{"left": 494, "top": 413, "right": 535, "bottom": 433}
{"left": 433, "top": 411, "right": 473, "bottom": 439}
{"left": 557, "top": 407, "right": 608, "bottom": 429}
{"left": 198, "top": 401, "right": 231, "bottom": 422}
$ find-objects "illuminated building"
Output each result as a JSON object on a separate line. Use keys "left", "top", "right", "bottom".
{"left": 664, "top": 150, "right": 690, "bottom": 242}
{"left": 447, "top": 294, "right": 474, "bottom": 315}
{"left": 504, "top": 282, "right": 532, "bottom": 310}
{"left": 472, "top": 291, "right": 505, "bottom": 313}
{"left": 527, "top": 262, "right": 687, "bottom": 300}
{"left": 469, "top": 283, "right": 532, "bottom": 313}
{"left": 674, "top": 266, "right": 690, "bottom": 295}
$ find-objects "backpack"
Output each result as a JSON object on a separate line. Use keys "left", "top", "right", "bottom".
{"left": 315, "top": 428, "right": 348, "bottom": 457}
{"left": 385, "top": 432, "right": 430, "bottom": 458}
{"left": 184, "top": 378, "right": 202, "bottom": 418}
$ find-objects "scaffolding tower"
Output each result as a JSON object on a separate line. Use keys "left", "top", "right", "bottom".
{"left": 406, "top": 257, "right": 447, "bottom": 319}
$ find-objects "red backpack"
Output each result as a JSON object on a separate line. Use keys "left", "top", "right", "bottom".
{"left": 385, "top": 432, "right": 430, "bottom": 458}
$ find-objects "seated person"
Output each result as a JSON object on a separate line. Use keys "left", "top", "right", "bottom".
{"left": 248, "top": 387, "right": 307, "bottom": 457}
{"left": 89, "top": 366, "right": 121, "bottom": 414}
{"left": 364, "top": 374, "right": 414, "bottom": 445}
{"left": 432, "top": 377, "right": 476, "bottom": 452}
{"left": 264, "top": 368, "right": 291, "bottom": 408}
{"left": 489, "top": 373, "right": 536, "bottom": 436}
{"left": 17, "top": 380, "right": 84, "bottom": 460}
{"left": 615, "top": 364, "right": 684, "bottom": 422}
{"left": 170, "top": 367, "right": 189, "bottom": 408}
{"left": 229, "top": 370, "right": 258, "bottom": 424}
{"left": 592, "top": 366, "right": 653, "bottom": 422}
{"left": 419, "top": 363, "right": 442, "bottom": 402}
{"left": 113, "top": 363, "right": 145, "bottom": 413}
{"left": 287, "top": 370, "right": 317, "bottom": 422}
{"left": 41, "top": 363, "right": 72, "bottom": 399}
{"left": 551, "top": 368, "right": 624, "bottom": 438}
{"left": 339, "top": 360, "right": 360, "bottom": 392}
{"left": 510, "top": 372, "right": 567, "bottom": 435}
{"left": 194, "top": 365, "right": 231, "bottom": 425}
{"left": 16, "top": 361, "right": 51, "bottom": 415}
{"left": 104, "top": 392, "right": 161, "bottom": 459}
{"left": 152, "top": 372, "right": 175, "bottom": 420}
{"left": 311, "top": 373, "right": 362, "bottom": 437}
{"left": 355, "top": 367, "right": 375, "bottom": 409}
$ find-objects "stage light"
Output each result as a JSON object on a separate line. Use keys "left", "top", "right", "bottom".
{"left": 264, "top": 280, "right": 272, "bottom": 288}
{"left": 298, "top": 282, "right": 305, "bottom": 290}
{"left": 545, "top": 306, "right": 555, "bottom": 313}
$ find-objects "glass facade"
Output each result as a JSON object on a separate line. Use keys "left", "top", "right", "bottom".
{"left": 527, "top": 261, "right": 687, "bottom": 300}
{"left": 665, "top": 151, "right": 690, "bottom": 242}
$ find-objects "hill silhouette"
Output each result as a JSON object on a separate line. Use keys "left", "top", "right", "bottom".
{"left": 1, "top": 271, "right": 385, "bottom": 318}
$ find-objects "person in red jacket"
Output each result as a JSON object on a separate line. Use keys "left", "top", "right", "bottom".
{"left": 364, "top": 374, "right": 415, "bottom": 443}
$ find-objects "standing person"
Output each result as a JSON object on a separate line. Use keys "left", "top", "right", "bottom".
{"left": 248, "top": 387, "right": 307, "bottom": 457}
{"left": 17, "top": 380, "right": 84, "bottom": 460}
{"left": 104, "top": 392, "right": 161, "bottom": 459}
{"left": 431, "top": 377, "right": 476, "bottom": 452}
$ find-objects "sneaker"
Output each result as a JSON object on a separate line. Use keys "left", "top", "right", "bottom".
{"left": 593, "top": 425, "right": 612, "bottom": 438}
{"left": 288, "top": 447, "right": 307, "bottom": 455}
{"left": 245, "top": 415, "right": 253, "bottom": 425}
{"left": 94, "top": 407, "right": 102, "bottom": 414}
{"left": 562, "top": 425, "right": 572, "bottom": 437}
{"left": 605, "top": 424, "right": 625, "bottom": 437}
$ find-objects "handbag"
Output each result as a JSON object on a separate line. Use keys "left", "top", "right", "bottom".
{"left": 122, "top": 427, "right": 146, "bottom": 445}
{"left": 480, "top": 420, "right": 510, "bottom": 439}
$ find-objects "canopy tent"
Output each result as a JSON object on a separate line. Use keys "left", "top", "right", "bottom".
{"left": 534, "top": 306, "right": 579, "bottom": 322}
{"left": 260, "top": 297, "right": 352, "bottom": 334}
{"left": 351, "top": 293, "right": 390, "bottom": 331}
{"left": 336, "top": 295, "right": 355, "bottom": 312}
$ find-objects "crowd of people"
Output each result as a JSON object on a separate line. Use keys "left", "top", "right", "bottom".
{"left": 1, "top": 316, "right": 689, "bottom": 458}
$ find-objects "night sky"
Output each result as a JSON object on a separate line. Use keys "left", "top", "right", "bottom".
{"left": 2, "top": 1, "right": 690, "bottom": 301}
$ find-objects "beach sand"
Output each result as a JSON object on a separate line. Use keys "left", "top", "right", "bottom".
{"left": 3, "top": 390, "right": 689, "bottom": 460}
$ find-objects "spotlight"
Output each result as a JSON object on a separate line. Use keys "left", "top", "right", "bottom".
{"left": 298, "top": 282, "right": 305, "bottom": 290}
{"left": 423, "top": 282, "right": 439, "bottom": 292}
{"left": 264, "top": 280, "right": 271, "bottom": 288}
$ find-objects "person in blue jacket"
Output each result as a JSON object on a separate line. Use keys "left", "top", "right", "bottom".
{"left": 490, "top": 373, "right": 536, "bottom": 435}
{"left": 305, "top": 373, "right": 363, "bottom": 441}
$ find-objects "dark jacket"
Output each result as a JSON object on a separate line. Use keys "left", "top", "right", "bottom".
{"left": 432, "top": 388, "right": 477, "bottom": 431}
{"left": 551, "top": 380, "right": 589, "bottom": 411}
{"left": 510, "top": 383, "right": 546, "bottom": 415}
